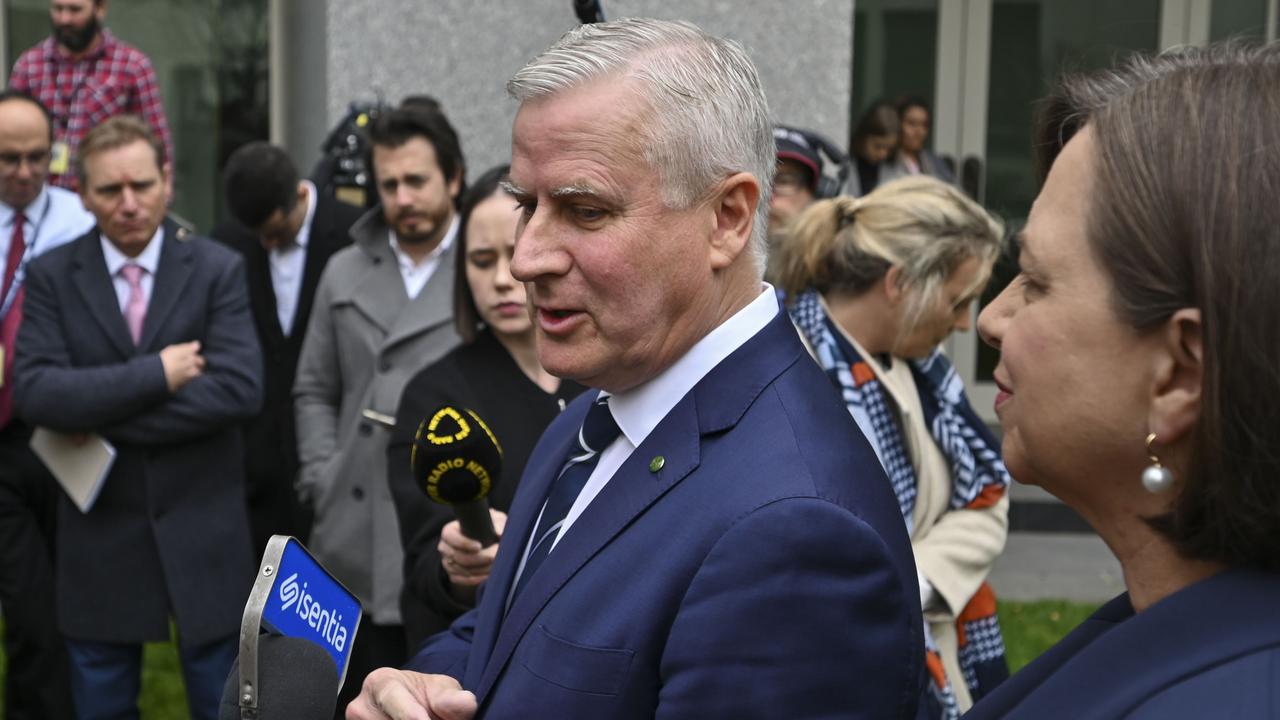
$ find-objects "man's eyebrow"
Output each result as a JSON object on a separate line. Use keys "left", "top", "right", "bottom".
{"left": 549, "top": 183, "right": 603, "bottom": 200}
{"left": 500, "top": 180, "right": 527, "bottom": 197}
{"left": 500, "top": 181, "right": 611, "bottom": 203}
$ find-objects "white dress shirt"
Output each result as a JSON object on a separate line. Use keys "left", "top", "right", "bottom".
{"left": 388, "top": 214, "right": 458, "bottom": 300}
{"left": 269, "top": 180, "right": 317, "bottom": 335}
{"left": 0, "top": 186, "right": 95, "bottom": 276}
{"left": 101, "top": 226, "right": 164, "bottom": 312}
{"left": 512, "top": 284, "right": 779, "bottom": 586}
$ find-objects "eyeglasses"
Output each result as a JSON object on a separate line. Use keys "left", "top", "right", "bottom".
{"left": 772, "top": 171, "right": 812, "bottom": 197}
{"left": 0, "top": 150, "right": 51, "bottom": 172}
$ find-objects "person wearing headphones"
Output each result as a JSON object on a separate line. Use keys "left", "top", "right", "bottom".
{"left": 767, "top": 125, "right": 851, "bottom": 285}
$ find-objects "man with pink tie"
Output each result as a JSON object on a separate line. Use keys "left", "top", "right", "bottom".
{"left": 12, "top": 114, "right": 262, "bottom": 720}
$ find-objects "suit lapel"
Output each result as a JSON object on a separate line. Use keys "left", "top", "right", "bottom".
{"left": 474, "top": 396, "right": 702, "bottom": 700}
{"left": 471, "top": 301, "right": 803, "bottom": 701}
{"left": 240, "top": 236, "right": 285, "bottom": 346}
{"left": 382, "top": 242, "right": 455, "bottom": 351}
{"left": 462, "top": 405, "right": 583, "bottom": 691}
{"left": 71, "top": 230, "right": 135, "bottom": 358}
{"left": 138, "top": 221, "right": 193, "bottom": 351}
{"left": 345, "top": 236, "right": 405, "bottom": 335}
{"left": 992, "top": 568, "right": 1280, "bottom": 718}
{"left": 293, "top": 200, "right": 338, "bottom": 341}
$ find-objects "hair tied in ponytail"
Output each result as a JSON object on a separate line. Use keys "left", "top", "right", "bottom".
{"left": 837, "top": 198, "right": 861, "bottom": 230}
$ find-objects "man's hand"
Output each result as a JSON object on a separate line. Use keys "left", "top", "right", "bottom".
{"left": 439, "top": 509, "right": 507, "bottom": 591}
{"left": 159, "top": 341, "right": 205, "bottom": 392}
{"left": 346, "top": 668, "right": 477, "bottom": 720}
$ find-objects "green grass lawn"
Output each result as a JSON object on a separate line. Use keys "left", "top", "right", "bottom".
{"left": 1, "top": 600, "right": 1097, "bottom": 714}
{"left": 0, "top": 627, "right": 188, "bottom": 718}
{"left": 1000, "top": 599, "right": 1100, "bottom": 671}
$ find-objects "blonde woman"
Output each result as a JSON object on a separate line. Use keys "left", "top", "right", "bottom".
{"left": 779, "top": 175, "right": 1009, "bottom": 718}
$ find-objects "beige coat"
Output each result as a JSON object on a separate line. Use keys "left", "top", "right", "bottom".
{"left": 800, "top": 317, "right": 1008, "bottom": 711}
{"left": 293, "top": 209, "right": 460, "bottom": 624}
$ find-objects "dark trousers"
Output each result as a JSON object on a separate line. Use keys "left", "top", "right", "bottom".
{"left": 0, "top": 421, "right": 75, "bottom": 720}
{"left": 66, "top": 633, "right": 237, "bottom": 720}
{"left": 335, "top": 621, "right": 407, "bottom": 719}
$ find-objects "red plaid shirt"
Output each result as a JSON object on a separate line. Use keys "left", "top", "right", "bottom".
{"left": 9, "top": 30, "right": 173, "bottom": 191}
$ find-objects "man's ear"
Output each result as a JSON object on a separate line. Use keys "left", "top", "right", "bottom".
{"left": 708, "top": 172, "right": 759, "bottom": 271}
{"left": 1148, "top": 307, "right": 1202, "bottom": 444}
{"left": 162, "top": 160, "right": 174, "bottom": 204}
{"left": 448, "top": 169, "right": 463, "bottom": 202}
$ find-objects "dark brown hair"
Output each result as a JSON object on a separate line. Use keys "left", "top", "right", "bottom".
{"left": 452, "top": 164, "right": 512, "bottom": 343}
{"left": 75, "top": 115, "right": 164, "bottom": 188}
{"left": 850, "top": 102, "right": 899, "bottom": 160}
{"left": 1035, "top": 41, "right": 1280, "bottom": 571}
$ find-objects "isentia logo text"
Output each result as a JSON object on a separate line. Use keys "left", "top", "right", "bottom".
{"left": 278, "top": 572, "right": 350, "bottom": 652}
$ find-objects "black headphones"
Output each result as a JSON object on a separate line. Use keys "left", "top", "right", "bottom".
{"left": 775, "top": 125, "right": 853, "bottom": 199}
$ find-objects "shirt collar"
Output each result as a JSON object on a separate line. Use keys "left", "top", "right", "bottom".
{"left": 609, "top": 284, "right": 779, "bottom": 447}
{"left": 388, "top": 213, "right": 458, "bottom": 269}
{"left": 100, "top": 224, "right": 164, "bottom": 277}
{"left": 293, "top": 180, "right": 318, "bottom": 250}
{"left": 0, "top": 186, "right": 50, "bottom": 228}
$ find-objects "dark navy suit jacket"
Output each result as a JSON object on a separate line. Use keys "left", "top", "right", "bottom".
{"left": 14, "top": 221, "right": 262, "bottom": 645}
{"left": 406, "top": 305, "right": 924, "bottom": 718}
{"left": 966, "top": 568, "right": 1280, "bottom": 719}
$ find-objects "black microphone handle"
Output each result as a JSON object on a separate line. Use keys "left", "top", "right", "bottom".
{"left": 454, "top": 498, "right": 499, "bottom": 547}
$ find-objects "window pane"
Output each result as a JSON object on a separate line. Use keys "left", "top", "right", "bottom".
{"left": 5, "top": 0, "right": 268, "bottom": 233}
{"left": 852, "top": 0, "right": 939, "bottom": 150}
{"left": 1209, "top": 0, "right": 1269, "bottom": 41}
{"left": 977, "top": 0, "right": 1160, "bottom": 382}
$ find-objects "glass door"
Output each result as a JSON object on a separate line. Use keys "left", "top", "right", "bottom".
{"left": 3, "top": 0, "right": 269, "bottom": 233}
{"left": 932, "top": 0, "right": 1279, "bottom": 421}
{"left": 946, "top": 0, "right": 1165, "bottom": 419}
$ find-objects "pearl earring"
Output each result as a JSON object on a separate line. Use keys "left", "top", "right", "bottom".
{"left": 1142, "top": 432, "right": 1174, "bottom": 494}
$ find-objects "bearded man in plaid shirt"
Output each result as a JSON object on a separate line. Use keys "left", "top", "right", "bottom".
{"left": 9, "top": 0, "right": 173, "bottom": 192}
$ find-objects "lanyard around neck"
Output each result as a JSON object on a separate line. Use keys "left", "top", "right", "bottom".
{"left": 0, "top": 192, "right": 55, "bottom": 321}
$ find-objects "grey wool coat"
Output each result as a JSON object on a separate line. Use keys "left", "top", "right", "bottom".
{"left": 293, "top": 208, "right": 459, "bottom": 623}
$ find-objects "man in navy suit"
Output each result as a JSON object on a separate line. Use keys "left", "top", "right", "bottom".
{"left": 348, "top": 18, "right": 922, "bottom": 719}
{"left": 13, "top": 115, "right": 262, "bottom": 719}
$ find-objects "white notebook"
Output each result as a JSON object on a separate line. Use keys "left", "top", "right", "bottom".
{"left": 29, "top": 428, "right": 115, "bottom": 513}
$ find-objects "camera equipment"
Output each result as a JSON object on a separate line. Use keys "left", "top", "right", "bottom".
{"left": 311, "top": 98, "right": 390, "bottom": 209}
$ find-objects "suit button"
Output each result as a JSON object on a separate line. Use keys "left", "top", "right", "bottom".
{"left": 352, "top": 486, "right": 365, "bottom": 500}
{"left": 378, "top": 359, "right": 392, "bottom": 373}
{"left": 359, "top": 422, "right": 373, "bottom": 436}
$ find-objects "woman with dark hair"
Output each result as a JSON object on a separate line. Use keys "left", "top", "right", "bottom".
{"left": 778, "top": 175, "right": 1009, "bottom": 718}
{"left": 849, "top": 101, "right": 900, "bottom": 196}
{"left": 967, "top": 42, "right": 1280, "bottom": 719}
{"left": 881, "top": 96, "right": 954, "bottom": 185}
{"left": 387, "top": 165, "right": 584, "bottom": 648}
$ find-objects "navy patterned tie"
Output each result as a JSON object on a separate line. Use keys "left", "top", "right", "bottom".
{"left": 512, "top": 395, "right": 621, "bottom": 600}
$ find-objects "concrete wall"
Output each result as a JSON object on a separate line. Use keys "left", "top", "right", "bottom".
{"left": 283, "top": 0, "right": 853, "bottom": 178}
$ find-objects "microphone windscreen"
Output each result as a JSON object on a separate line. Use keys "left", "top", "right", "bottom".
{"left": 411, "top": 405, "right": 504, "bottom": 505}
{"left": 218, "top": 634, "right": 338, "bottom": 720}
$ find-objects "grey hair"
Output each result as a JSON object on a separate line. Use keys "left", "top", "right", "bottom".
{"left": 507, "top": 17, "right": 775, "bottom": 276}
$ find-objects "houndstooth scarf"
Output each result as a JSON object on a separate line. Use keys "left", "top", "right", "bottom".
{"left": 789, "top": 289, "right": 1010, "bottom": 718}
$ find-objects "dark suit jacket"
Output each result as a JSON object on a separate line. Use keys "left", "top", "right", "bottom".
{"left": 13, "top": 220, "right": 263, "bottom": 646}
{"left": 212, "top": 194, "right": 359, "bottom": 550}
{"left": 965, "top": 567, "right": 1280, "bottom": 719}
{"left": 406, "top": 305, "right": 924, "bottom": 718}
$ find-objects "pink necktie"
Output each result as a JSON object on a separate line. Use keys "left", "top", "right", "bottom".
{"left": 119, "top": 264, "right": 147, "bottom": 345}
